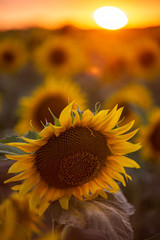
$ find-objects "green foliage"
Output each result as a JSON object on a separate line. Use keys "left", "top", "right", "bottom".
{"left": 0, "top": 143, "right": 25, "bottom": 155}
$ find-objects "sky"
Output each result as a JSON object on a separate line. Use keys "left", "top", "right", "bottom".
{"left": 0, "top": 0, "right": 160, "bottom": 30}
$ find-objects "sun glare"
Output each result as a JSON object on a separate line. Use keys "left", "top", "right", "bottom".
{"left": 93, "top": 6, "right": 128, "bottom": 30}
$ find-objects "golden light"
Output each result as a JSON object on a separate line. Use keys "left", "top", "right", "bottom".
{"left": 93, "top": 6, "right": 128, "bottom": 30}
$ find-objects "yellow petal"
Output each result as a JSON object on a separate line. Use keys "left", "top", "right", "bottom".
{"left": 106, "top": 161, "right": 126, "bottom": 175}
{"left": 59, "top": 194, "right": 71, "bottom": 210}
{"left": 97, "top": 189, "right": 108, "bottom": 199}
{"left": 72, "top": 186, "right": 83, "bottom": 200}
{"left": 107, "top": 129, "right": 139, "bottom": 144}
{"left": 59, "top": 101, "right": 74, "bottom": 128}
{"left": 80, "top": 109, "right": 93, "bottom": 126}
{"left": 29, "top": 181, "right": 46, "bottom": 210}
{"left": 106, "top": 168, "right": 126, "bottom": 186}
{"left": 102, "top": 107, "right": 124, "bottom": 131}
{"left": 72, "top": 110, "right": 81, "bottom": 126}
{"left": 88, "top": 180, "right": 99, "bottom": 195}
{"left": 11, "top": 185, "right": 21, "bottom": 190}
{"left": 94, "top": 177, "right": 107, "bottom": 189}
{"left": 81, "top": 183, "right": 90, "bottom": 198}
{"left": 101, "top": 171, "right": 120, "bottom": 191}
{"left": 19, "top": 173, "right": 40, "bottom": 196}
{"left": 111, "top": 120, "right": 135, "bottom": 135}
{"left": 4, "top": 169, "right": 35, "bottom": 183}
{"left": 39, "top": 124, "right": 55, "bottom": 138}
{"left": 6, "top": 142, "right": 38, "bottom": 153}
{"left": 8, "top": 159, "right": 34, "bottom": 173}
{"left": 108, "top": 155, "right": 140, "bottom": 168}
{"left": 5, "top": 154, "right": 35, "bottom": 161}
{"left": 94, "top": 105, "right": 118, "bottom": 131}
{"left": 110, "top": 142, "right": 142, "bottom": 155}
{"left": 21, "top": 137, "right": 48, "bottom": 146}
{"left": 93, "top": 110, "right": 109, "bottom": 122}
{"left": 38, "top": 189, "right": 55, "bottom": 216}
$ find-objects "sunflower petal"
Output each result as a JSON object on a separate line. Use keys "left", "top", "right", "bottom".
{"left": 38, "top": 189, "right": 55, "bottom": 216}
{"left": 107, "top": 129, "right": 139, "bottom": 144}
{"left": 39, "top": 124, "right": 55, "bottom": 138}
{"left": 6, "top": 142, "right": 38, "bottom": 153}
{"left": 59, "top": 101, "right": 74, "bottom": 128}
{"left": 110, "top": 142, "right": 142, "bottom": 155}
{"left": 5, "top": 154, "right": 35, "bottom": 161}
{"left": 21, "top": 137, "right": 48, "bottom": 146}
{"left": 8, "top": 159, "right": 34, "bottom": 173}
{"left": 59, "top": 194, "right": 71, "bottom": 210}
{"left": 108, "top": 155, "right": 140, "bottom": 168}
{"left": 19, "top": 174, "right": 40, "bottom": 196}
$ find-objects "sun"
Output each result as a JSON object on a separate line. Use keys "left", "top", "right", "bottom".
{"left": 93, "top": 6, "right": 128, "bottom": 30}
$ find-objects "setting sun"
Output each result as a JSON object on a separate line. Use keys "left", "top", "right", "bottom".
{"left": 93, "top": 6, "right": 128, "bottom": 30}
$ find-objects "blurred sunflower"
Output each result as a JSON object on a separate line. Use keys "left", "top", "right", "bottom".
{"left": 130, "top": 38, "right": 160, "bottom": 81}
{"left": 33, "top": 36, "right": 87, "bottom": 76}
{"left": 5, "top": 102, "right": 141, "bottom": 215}
{"left": 103, "top": 83, "right": 153, "bottom": 126}
{"left": 100, "top": 46, "right": 132, "bottom": 85}
{"left": 0, "top": 193, "right": 43, "bottom": 240}
{"left": 140, "top": 107, "right": 160, "bottom": 162}
{"left": 0, "top": 38, "right": 27, "bottom": 74}
{"left": 15, "top": 78, "right": 87, "bottom": 134}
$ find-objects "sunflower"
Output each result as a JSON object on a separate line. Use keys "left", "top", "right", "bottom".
{"left": 130, "top": 37, "right": 160, "bottom": 81}
{"left": 5, "top": 102, "right": 141, "bottom": 216}
{"left": 0, "top": 193, "right": 43, "bottom": 240}
{"left": 140, "top": 107, "right": 160, "bottom": 163}
{"left": 33, "top": 36, "right": 87, "bottom": 76}
{"left": 103, "top": 83, "right": 153, "bottom": 126}
{"left": 15, "top": 78, "right": 87, "bottom": 134}
{"left": 0, "top": 38, "right": 27, "bottom": 74}
{"left": 100, "top": 45, "right": 132, "bottom": 85}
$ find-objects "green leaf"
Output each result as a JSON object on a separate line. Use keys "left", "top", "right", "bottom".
{"left": 0, "top": 143, "right": 26, "bottom": 155}
{"left": 94, "top": 102, "right": 101, "bottom": 115}
{"left": 0, "top": 135, "right": 25, "bottom": 144}
{"left": 29, "top": 120, "right": 42, "bottom": 139}
{"left": 48, "top": 108, "right": 61, "bottom": 126}
{"left": 24, "top": 130, "right": 40, "bottom": 140}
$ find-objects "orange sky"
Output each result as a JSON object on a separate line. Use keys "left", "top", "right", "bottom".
{"left": 0, "top": 0, "right": 160, "bottom": 30}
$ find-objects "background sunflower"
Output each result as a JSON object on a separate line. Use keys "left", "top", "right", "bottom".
{"left": 33, "top": 36, "right": 88, "bottom": 76}
{"left": 0, "top": 38, "right": 27, "bottom": 74}
{"left": 15, "top": 78, "right": 87, "bottom": 134}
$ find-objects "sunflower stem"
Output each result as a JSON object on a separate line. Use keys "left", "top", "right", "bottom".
{"left": 51, "top": 217, "right": 55, "bottom": 235}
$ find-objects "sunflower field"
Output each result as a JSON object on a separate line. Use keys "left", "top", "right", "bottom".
{"left": 0, "top": 26, "right": 160, "bottom": 240}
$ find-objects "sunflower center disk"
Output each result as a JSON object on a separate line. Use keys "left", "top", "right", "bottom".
{"left": 49, "top": 48, "right": 67, "bottom": 66}
{"left": 35, "top": 126, "right": 109, "bottom": 188}
{"left": 2, "top": 50, "right": 15, "bottom": 63}
{"left": 139, "top": 50, "right": 156, "bottom": 68}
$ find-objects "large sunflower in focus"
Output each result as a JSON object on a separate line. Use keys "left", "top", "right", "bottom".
{"left": 141, "top": 107, "right": 160, "bottom": 162}
{"left": 5, "top": 102, "right": 141, "bottom": 215}
{"left": 0, "top": 39, "right": 27, "bottom": 74}
{"left": 0, "top": 193, "right": 43, "bottom": 240}
{"left": 103, "top": 83, "right": 153, "bottom": 126}
{"left": 15, "top": 78, "right": 87, "bottom": 134}
{"left": 33, "top": 36, "right": 87, "bottom": 76}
